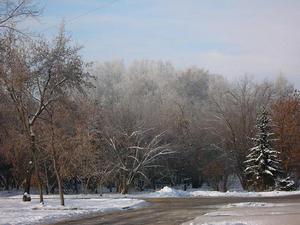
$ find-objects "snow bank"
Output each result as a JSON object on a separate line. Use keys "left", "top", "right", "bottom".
{"left": 0, "top": 195, "right": 145, "bottom": 225}
{"left": 145, "top": 186, "right": 190, "bottom": 198}
{"left": 132, "top": 186, "right": 300, "bottom": 198}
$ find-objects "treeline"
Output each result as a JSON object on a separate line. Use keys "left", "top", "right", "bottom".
{"left": 0, "top": 0, "right": 300, "bottom": 206}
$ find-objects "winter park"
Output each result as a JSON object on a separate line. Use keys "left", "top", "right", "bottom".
{"left": 1, "top": 0, "right": 300, "bottom": 225}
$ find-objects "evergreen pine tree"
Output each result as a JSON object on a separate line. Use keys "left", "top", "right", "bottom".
{"left": 276, "top": 176, "right": 295, "bottom": 191}
{"left": 244, "top": 108, "right": 282, "bottom": 191}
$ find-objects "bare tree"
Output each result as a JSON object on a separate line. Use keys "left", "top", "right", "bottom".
{"left": 207, "top": 76, "right": 277, "bottom": 188}
{"left": 0, "top": 0, "right": 40, "bottom": 33}
{"left": 0, "top": 27, "right": 90, "bottom": 203}
{"left": 107, "top": 129, "right": 173, "bottom": 194}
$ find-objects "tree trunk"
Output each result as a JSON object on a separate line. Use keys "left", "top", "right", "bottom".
{"left": 56, "top": 173, "right": 64, "bottom": 206}
{"left": 222, "top": 175, "right": 228, "bottom": 192}
{"left": 30, "top": 127, "right": 44, "bottom": 204}
{"left": 44, "top": 162, "right": 50, "bottom": 195}
{"left": 152, "top": 178, "right": 156, "bottom": 190}
{"left": 84, "top": 177, "right": 91, "bottom": 194}
{"left": 5, "top": 175, "right": 10, "bottom": 190}
{"left": 191, "top": 174, "right": 200, "bottom": 188}
{"left": 117, "top": 181, "right": 121, "bottom": 193}
{"left": 50, "top": 121, "right": 65, "bottom": 206}
{"left": 237, "top": 172, "right": 247, "bottom": 190}
{"left": 74, "top": 177, "right": 78, "bottom": 194}
{"left": 53, "top": 158, "right": 64, "bottom": 206}
{"left": 121, "top": 184, "right": 129, "bottom": 194}
{"left": 24, "top": 173, "right": 31, "bottom": 194}
{"left": 121, "top": 176, "right": 129, "bottom": 194}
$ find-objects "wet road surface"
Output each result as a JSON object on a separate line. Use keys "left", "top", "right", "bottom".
{"left": 52, "top": 195, "right": 300, "bottom": 225}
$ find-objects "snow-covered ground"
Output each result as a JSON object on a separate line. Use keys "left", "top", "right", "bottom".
{"left": 0, "top": 194, "right": 145, "bottom": 225}
{"left": 182, "top": 202, "right": 300, "bottom": 225}
{"left": 1, "top": 185, "right": 300, "bottom": 225}
{"left": 127, "top": 186, "right": 300, "bottom": 198}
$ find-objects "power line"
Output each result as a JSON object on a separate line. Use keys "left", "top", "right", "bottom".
{"left": 40, "top": 0, "right": 119, "bottom": 33}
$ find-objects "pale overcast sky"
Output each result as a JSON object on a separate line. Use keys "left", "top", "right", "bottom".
{"left": 23, "top": 0, "right": 300, "bottom": 87}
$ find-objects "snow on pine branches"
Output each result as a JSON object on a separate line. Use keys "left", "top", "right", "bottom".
{"left": 244, "top": 108, "right": 294, "bottom": 191}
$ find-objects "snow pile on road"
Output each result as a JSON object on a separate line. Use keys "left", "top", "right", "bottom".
{"left": 223, "top": 202, "right": 295, "bottom": 208}
{"left": 0, "top": 195, "right": 145, "bottom": 225}
{"left": 224, "top": 202, "right": 274, "bottom": 208}
{"left": 146, "top": 186, "right": 190, "bottom": 198}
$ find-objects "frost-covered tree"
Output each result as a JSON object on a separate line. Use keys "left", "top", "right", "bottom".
{"left": 244, "top": 108, "right": 282, "bottom": 191}
{"left": 0, "top": 27, "right": 90, "bottom": 203}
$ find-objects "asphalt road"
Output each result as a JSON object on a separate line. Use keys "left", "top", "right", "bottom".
{"left": 52, "top": 195, "right": 300, "bottom": 225}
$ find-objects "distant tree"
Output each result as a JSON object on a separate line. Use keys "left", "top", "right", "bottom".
{"left": 174, "top": 67, "right": 209, "bottom": 105}
{"left": 209, "top": 77, "right": 275, "bottom": 188}
{"left": 272, "top": 91, "right": 300, "bottom": 182}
